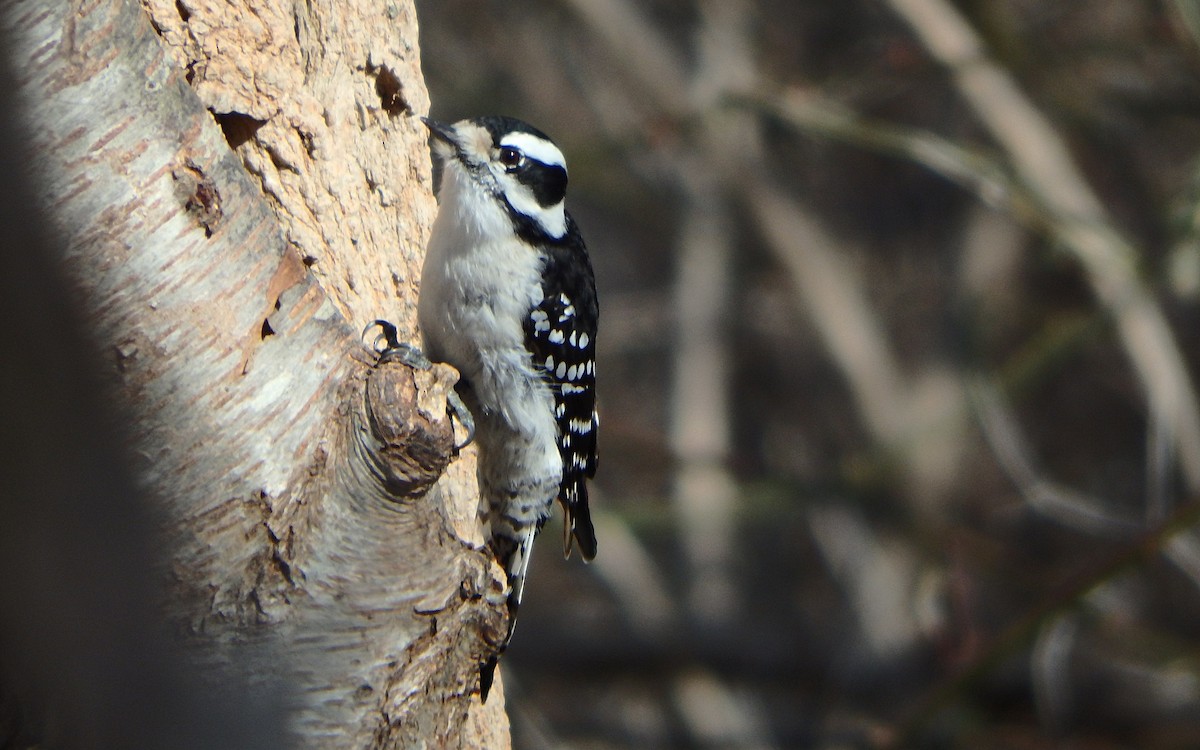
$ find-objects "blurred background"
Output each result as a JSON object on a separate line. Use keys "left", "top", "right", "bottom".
{"left": 418, "top": 0, "right": 1200, "bottom": 747}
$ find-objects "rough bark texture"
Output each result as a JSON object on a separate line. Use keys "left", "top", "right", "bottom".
{"left": 1, "top": 0, "right": 511, "bottom": 744}
{"left": 142, "top": 0, "right": 435, "bottom": 337}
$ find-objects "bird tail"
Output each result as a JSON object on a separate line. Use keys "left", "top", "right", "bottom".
{"left": 479, "top": 526, "right": 536, "bottom": 702}
{"left": 479, "top": 655, "right": 500, "bottom": 702}
{"left": 560, "top": 481, "right": 597, "bottom": 560}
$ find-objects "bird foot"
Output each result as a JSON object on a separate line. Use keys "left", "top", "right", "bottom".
{"left": 364, "top": 320, "right": 475, "bottom": 450}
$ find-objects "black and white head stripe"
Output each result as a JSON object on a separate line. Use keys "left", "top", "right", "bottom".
{"left": 498, "top": 130, "right": 566, "bottom": 169}
{"left": 499, "top": 132, "right": 569, "bottom": 217}
{"left": 424, "top": 116, "right": 571, "bottom": 241}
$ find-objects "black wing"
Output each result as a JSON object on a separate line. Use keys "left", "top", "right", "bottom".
{"left": 525, "top": 222, "right": 598, "bottom": 560}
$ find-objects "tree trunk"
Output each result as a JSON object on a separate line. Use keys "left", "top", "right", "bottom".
{"left": 0, "top": 0, "right": 510, "bottom": 744}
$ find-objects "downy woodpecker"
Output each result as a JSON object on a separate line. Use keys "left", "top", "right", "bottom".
{"left": 416, "top": 116, "right": 598, "bottom": 700}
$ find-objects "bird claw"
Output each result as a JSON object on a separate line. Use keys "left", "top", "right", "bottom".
{"left": 364, "top": 320, "right": 431, "bottom": 368}
{"left": 446, "top": 389, "right": 475, "bottom": 451}
{"left": 364, "top": 319, "right": 475, "bottom": 451}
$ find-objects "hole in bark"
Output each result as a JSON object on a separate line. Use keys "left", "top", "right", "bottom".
{"left": 298, "top": 129, "right": 316, "bottom": 158}
{"left": 214, "top": 111, "right": 266, "bottom": 151}
{"left": 172, "top": 160, "right": 222, "bottom": 237}
{"left": 302, "top": 255, "right": 317, "bottom": 267}
{"left": 261, "top": 318, "right": 275, "bottom": 339}
{"left": 371, "top": 65, "right": 409, "bottom": 117}
{"left": 175, "top": 0, "right": 190, "bottom": 22}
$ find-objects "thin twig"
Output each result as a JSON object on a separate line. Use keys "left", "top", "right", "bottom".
{"left": 740, "top": 88, "right": 1041, "bottom": 224}
{"left": 888, "top": 496, "right": 1200, "bottom": 747}
{"left": 969, "top": 375, "right": 1140, "bottom": 537}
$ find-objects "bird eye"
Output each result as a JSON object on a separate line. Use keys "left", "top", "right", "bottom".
{"left": 498, "top": 147, "right": 522, "bottom": 168}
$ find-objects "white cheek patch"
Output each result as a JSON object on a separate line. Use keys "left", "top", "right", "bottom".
{"left": 500, "top": 131, "right": 566, "bottom": 170}
{"left": 500, "top": 174, "right": 567, "bottom": 238}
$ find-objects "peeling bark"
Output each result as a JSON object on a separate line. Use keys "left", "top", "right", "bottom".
{"left": 0, "top": 0, "right": 510, "bottom": 744}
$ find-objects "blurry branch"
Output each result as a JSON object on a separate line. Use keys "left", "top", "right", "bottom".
{"left": 664, "top": 0, "right": 758, "bottom": 630}
{"left": 559, "top": 0, "right": 689, "bottom": 114}
{"left": 747, "top": 184, "right": 909, "bottom": 446}
{"left": 1148, "top": 409, "right": 1175, "bottom": 524}
{"left": 584, "top": 504, "right": 783, "bottom": 750}
{"left": 672, "top": 670, "right": 779, "bottom": 750}
{"left": 1165, "top": 532, "right": 1200, "bottom": 595}
{"left": 670, "top": 173, "right": 740, "bottom": 626}
{"left": 882, "top": 0, "right": 1200, "bottom": 496}
{"left": 740, "top": 88, "right": 1042, "bottom": 225}
{"left": 1168, "top": 162, "right": 1200, "bottom": 299}
{"left": 973, "top": 374, "right": 1200, "bottom": 613}
{"left": 589, "top": 504, "right": 676, "bottom": 641}
{"left": 889, "top": 494, "right": 1200, "bottom": 748}
{"left": 809, "top": 505, "right": 923, "bottom": 658}
{"left": 749, "top": 83, "right": 1200, "bottom": 519}
{"left": 747, "top": 181, "right": 970, "bottom": 510}
{"left": 890, "top": 0, "right": 1200, "bottom": 627}
{"left": 969, "top": 376, "right": 1140, "bottom": 537}
{"left": 1170, "top": 0, "right": 1200, "bottom": 52}
{"left": 994, "top": 311, "right": 1099, "bottom": 397}
{"left": 1030, "top": 614, "right": 1077, "bottom": 733}
{"left": 744, "top": 89, "right": 1192, "bottom": 518}
{"left": 568, "top": 0, "right": 912, "bottom": 438}
{"left": 734, "top": 0, "right": 1200, "bottom": 514}
{"left": 566, "top": 0, "right": 753, "bottom": 629}
{"left": 564, "top": 0, "right": 972, "bottom": 514}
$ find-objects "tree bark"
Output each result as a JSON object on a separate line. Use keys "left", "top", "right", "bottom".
{"left": 0, "top": 0, "right": 510, "bottom": 744}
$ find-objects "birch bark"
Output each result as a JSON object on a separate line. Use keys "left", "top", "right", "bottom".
{"left": 0, "top": 0, "right": 509, "bottom": 744}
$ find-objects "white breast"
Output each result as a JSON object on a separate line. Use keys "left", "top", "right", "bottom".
{"left": 417, "top": 162, "right": 557, "bottom": 443}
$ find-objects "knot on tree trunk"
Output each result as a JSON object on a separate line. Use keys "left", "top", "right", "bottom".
{"left": 363, "top": 357, "right": 460, "bottom": 499}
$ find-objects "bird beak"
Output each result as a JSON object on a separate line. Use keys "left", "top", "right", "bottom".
{"left": 421, "top": 117, "right": 456, "bottom": 145}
